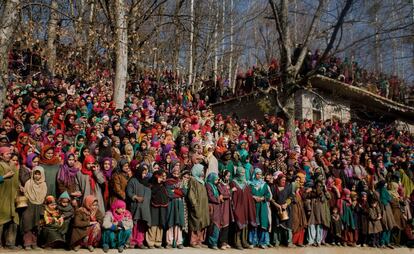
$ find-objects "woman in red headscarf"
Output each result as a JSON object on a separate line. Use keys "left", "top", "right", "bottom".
{"left": 26, "top": 99, "right": 43, "bottom": 121}
{"left": 39, "top": 145, "right": 61, "bottom": 197}
{"left": 70, "top": 195, "right": 104, "bottom": 251}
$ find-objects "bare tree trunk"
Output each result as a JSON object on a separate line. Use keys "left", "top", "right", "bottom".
{"left": 188, "top": 0, "right": 194, "bottom": 86}
{"left": 0, "top": 0, "right": 21, "bottom": 120}
{"left": 219, "top": 0, "right": 225, "bottom": 78}
{"left": 114, "top": 0, "right": 128, "bottom": 109}
{"left": 85, "top": 1, "right": 96, "bottom": 70}
{"left": 47, "top": 0, "right": 58, "bottom": 76}
{"left": 228, "top": 0, "right": 234, "bottom": 91}
{"left": 213, "top": 0, "right": 219, "bottom": 86}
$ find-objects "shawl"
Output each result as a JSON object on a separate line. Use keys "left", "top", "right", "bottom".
{"left": 39, "top": 145, "right": 61, "bottom": 165}
{"left": 206, "top": 172, "right": 219, "bottom": 197}
{"left": 250, "top": 168, "right": 265, "bottom": 190}
{"left": 26, "top": 99, "right": 42, "bottom": 120}
{"left": 79, "top": 195, "right": 98, "bottom": 221}
{"left": 24, "top": 166, "right": 47, "bottom": 205}
{"left": 26, "top": 153, "right": 38, "bottom": 168}
{"left": 81, "top": 155, "right": 97, "bottom": 191}
{"left": 57, "top": 152, "right": 79, "bottom": 186}
{"left": 100, "top": 157, "right": 113, "bottom": 179}
{"left": 378, "top": 184, "right": 392, "bottom": 206}
{"left": 191, "top": 164, "right": 205, "bottom": 185}
{"left": 234, "top": 166, "right": 247, "bottom": 189}
{"left": 150, "top": 171, "right": 169, "bottom": 207}
{"left": 111, "top": 199, "right": 128, "bottom": 222}
{"left": 388, "top": 182, "right": 400, "bottom": 199}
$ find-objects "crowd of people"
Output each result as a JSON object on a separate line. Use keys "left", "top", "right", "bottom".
{"left": 0, "top": 44, "right": 413, "bottom": 253}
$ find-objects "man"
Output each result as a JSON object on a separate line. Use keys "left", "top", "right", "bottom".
{"left": 0, "top": 146, "right": 19, "bottom": 249}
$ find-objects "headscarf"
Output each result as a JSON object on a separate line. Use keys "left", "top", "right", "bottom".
{"left": 81, "top": 155, "right": 97, "bottom": 191}
{"left": 377, "top": 181, "right": 392, "bottom": 206}
{"left": 191, "top": 163, "right": 205, "bottom": 184}
{"left": 24, "top": 166, "right": 47, "bottom": 205}
{"left": 334, "top": 178, "right": 343, "bottom": 194}
{"left": 26, "top": 153, "right": 39, "bottom": 169}
{"left": 250, "top": 168, "right": 265, "bottom": 190}
{"left": 110, "top": 199, "right": 129, "bottom": 222}
{"left": 81, "top": 195, "right": 98, "bottom": 221}
{"left": 234, "top": 166, "right": 247, "bottom": 189}
{"left": 135, "top": 164, "right": 149, "bottom": 186}
{"left": 206, "top": 172, "right": 219, "bottom": 198}
{"left": 100, "top": 157, "right": 113, "bottom": 179}
{"left": 388, "top": 182, "right": 400, "bottom": 199}
{"left": 57, "top": 152, "right": 79, "bottom": 187}
{"left": 39, "top": 145, "right": 61, "bottom": 165}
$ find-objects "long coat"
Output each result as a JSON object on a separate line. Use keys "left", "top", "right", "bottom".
{"left": 230, "top": 181, "right": 256, "bottom": 230}
{"left": 187, "top": 177, "right": 210, "bottom": 231}
{"left": 75, "top": 170, "right": 106, "bottom": 214}
{"left": 368, "top": 205, "right": 383, "bottom": 234}
{"left": 70, "top": 208, "right": 104, "bottom": 246}
{"left": 0, "top": 161, "right": 19, "bottom": 225}
{"left": 126, "top": 178, "right": 151, "bottom": 226}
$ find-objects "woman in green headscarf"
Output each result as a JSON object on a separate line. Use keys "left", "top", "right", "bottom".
{"left": 230, "top": 167, "right": 256, "bottom": 249}
{"left": 187, "top": 164, "right": 209, "bottom": 247}
{"left": 376, "top": 181, "right": 396, "bottom": 248}
{"left": 249, "top": 168, "right": 271, "bottom": 248}
{"left": 206, "top": 172, "right": 221, "bottom": 249}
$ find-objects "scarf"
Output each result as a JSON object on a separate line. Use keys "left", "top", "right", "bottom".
{"left": 250, "top": 168, "right": 265, "bottom": 190}
{"left": 378, "top": 184, "right": 392, "bottom": 206}
{"left": 191, "top": 163, "right": 205, "bottom": 185}
{"left": 234, "top": 166, "right": 247, "bottom": 189}
{"left": 206, "top": 172, "right": 219, "bottom": 198}
{"left": 111, "top": 199, "right": 127, "bottom": 222}
{"left": 388, "top": 182, "right": 400, "bottom": 199}
{"left": 150, "top": 171, "right": 169, "bottom": 207}
{"left": 24, "top": 166, "right": 47, "bottom": 205}
{"left": 81, "top": 155, "right": 97, "bottom": 192}
{"left": 57, "top": 152, "right": 79, "bottom": 186}
{"left": 39, "top": 145, "right": 61, "bottom": 165}
{"left": 79, "top": 195, "right": 98, "bottom": 221}
{"left": 100, "top": 157, "right": 113, "bottom": 179}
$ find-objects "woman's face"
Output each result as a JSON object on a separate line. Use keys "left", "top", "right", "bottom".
{"left": 166, "top": 155, "right": 171, "bottom": 163}
{"left": 35, "top": 127, "right": 42, "bottom": 135}
{"left": 67, "top": 155, "right": 75, "bottom": 167}
{"left": 29, "top": 115, "right": 36, "bottom": 123}
{"left": 83, "top": 148, "right": 90, "bottom": 157}
{"left": 142, "top": 169, "right": 148, "bottom": 179}
{"left": 103, "top": 160, "right": 111, "bottom": 171}
{"left": 32, "top": 157, "right": 40, "bottom": 167}
{"left": 122, "top": 163, "right": 130, "bottom": 173}
{"left": 45, "top": 149, "right": 54, "bottom": 160}
{"left": 56, "top": 134, "right": 63, "bottom": 142}
{"left": 11, "top": 155, "right": 19, "bottom": 167}
{"left": 34, "top": 171, "right": 41, "bottom": 181}
{"left": 103, "top": 139, "right": 109, "bottom": 147}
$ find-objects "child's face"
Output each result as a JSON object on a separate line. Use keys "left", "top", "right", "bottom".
{"left": 34, "top": 171, "right": 41, "bottom": 181}
{"left": 48, "top": 203, "right": 57, "bottom": 210}
{"left": 332, "top": 208, "right": 338, "bottom": 214}
{"left": 60, "top": 199, "right": 70, "bottom": 207}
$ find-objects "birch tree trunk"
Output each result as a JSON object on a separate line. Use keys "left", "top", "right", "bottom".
{"left": 188, "top": 0, "right": 194, "bottom": 86}
{"left": 114, "top": 0, "right": 128, "bottom": 109}
{"left": 85, "top": 1, "right": 95, "bottom": 70}
{"left": 47, "top": 0, "right": 58, "bottom": 76}
{"left": 0, "top": 0, "right": 21, "bottom": 120}
{"left": 212, "top": 0, "right": 219, "bottom": 86}
{"left": 228, "top": 0, "right": 234, "bottom": 92}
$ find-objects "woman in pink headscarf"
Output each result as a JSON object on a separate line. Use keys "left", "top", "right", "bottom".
{"left": 101, "top": 199, "right": 133, "bottom": 253}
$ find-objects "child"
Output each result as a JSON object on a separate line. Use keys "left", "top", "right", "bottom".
{"left": 368, "top": 198, "right": 382, "bottom": 247}
{"left": 330, "top": 206, "right": 342, "bottom": 246}
{"left": 22, "top": 166, "right": 47, "bottom": 250}
{"left": 102, "top": 199, "right": 133, "bottom": 253}
{"left": 57, "top": 191, "right": 74, "bottom": 244}
{"left": 40, "top": 195, "right": 66, "bottom": 248}
{"left": 70, "top": 195, "right": 104, "bottom": 252}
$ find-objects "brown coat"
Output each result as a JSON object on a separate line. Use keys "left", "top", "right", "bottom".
{"left": 390, "top": 198, "right": 404, "bottom": 230}
{"left": 291, "top": 191, "right": 308, "bottom": 233}
{"left": 110, "top": 172, "right": 129, "bottom": 201}
{"left": 70, "top": 208, "right": 104, "bottom": 246}
{"left": 368, "top": 205, "right": 383, "bottom": 234}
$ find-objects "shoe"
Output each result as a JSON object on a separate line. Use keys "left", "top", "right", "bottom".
{"left": 209, "top": 246, "right": 218, "bottom": 250}
{"left": 236, "top": 245, "right": 243, "bottom": 250}
{"left": 177, "top": 244, "right": 184, "bottom": 249}
{"left": 287, "top": 243, "right": 295, "bottom": 248}
{"left": 248, "top": 245, "right": 254, "bottom": 249}
{"left": 165, "top": 245, "right": 173, "bottom": 249}
{"left": 88, "top": 245, "right": 94, "bottom": 252}
{"left": 296, "top": 244, "right": 304, "bottom": 247}
{"left": 190, "top": 244, "right": 200, "bottom": 248}
{"left": 73, "top": 245, "right": 81, "bottom": 252}
{"left": 103, "top": 245, "right": 109, "bottom": 253}
{"left": 200, "top": 244, "right": 208, "bottom": 248}
{"left": 259, "top": 245, "right": 266, "bottom": 249}
{"left": 154, "top": 245, "right": 163, "bottom": 249}
{"left": 148, "top": 246, "right": 155, "bottom": 249}
{"left": 24, "top": 246, "right": 31, "bottom": 251}
{"left": 32, "top": 245, "right": 41, "bottom": 250}
{"left": 118, "top": 246, "right": 124, "bottom": 253}
{"left": 220, "top": 246, "right": 227, "bottom": 250}
{"left": 7, "top": 246, "right": 21, "bottom": 250}
{"left": 387, "top": 245, "right": 394, "bottom": 249}
{"left": 137, "top": 244, "right": 148, "bottom": 249}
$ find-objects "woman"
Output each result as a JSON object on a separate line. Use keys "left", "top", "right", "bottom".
{"left": 126, "top": 164, "right": 151, "bottom": 249}
{"left": 110, "top": 159, "right": 131, "bottom": 203}
{"left": 249, "top": 168, "right": 272, "bottom": 248}
{"left": 187, "top": 164, "right": 210, "bottom": 248}
{"left": 377, "top": 181, "right": 396, "bottom": 248}
{"left": 205, "top": 172, "right": 222, "bottom": 249}
{"left": 165, "top": 165, "right": 186, "bottom": 248}
{"left": 39, "top": 145, "right": 61, "bottom": 197}
{"left": 230, "top": 166, "right": 256, "bottom": 250}
{"left": 102, "top": 199, "right": 133, "bottom": 253}
{"left": 70, "top": 195, "right": 104, "bottom": 252}
{"left": 388, "top": 182, "right": 404, "bottom": 246}
{"left": 291, "top": 173, "right": 307, "bottom": 247}
{"left": 22, "top": 166, "right": 47, "bottom": 250}
{"left": 217, "top": 170, "right": 233, "bottom": 249}
{"left": 57, "top": 152, "right": 80, "bottom": 197}
{"left": 75, "top": 155, "right": 106, "bottom": 213}
{"left": 19, "top": 152, "right": 39, "bottom": 187}
{"left": 147, "top": 170, "right": 169, "bottom": 248}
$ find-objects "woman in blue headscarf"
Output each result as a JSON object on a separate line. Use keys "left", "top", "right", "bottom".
{"left": 248, "top": 168, "right": 272, "bottom": 248}
{"left": 205, "top": 172, "right": 221, "bottom": 249}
